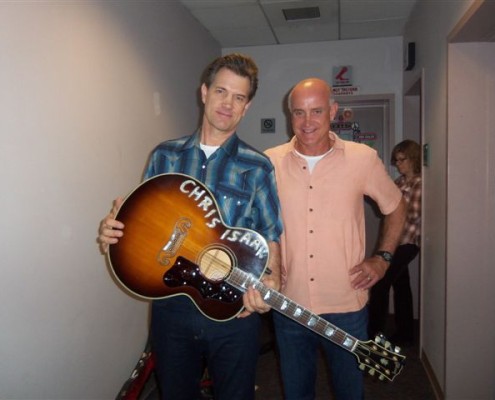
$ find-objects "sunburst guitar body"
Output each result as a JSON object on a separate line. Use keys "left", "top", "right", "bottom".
{"left": 108, "top": 173, "right": 269, "bottom": 321}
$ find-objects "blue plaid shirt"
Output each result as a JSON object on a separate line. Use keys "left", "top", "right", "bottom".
{"left": 144, "top": 131, "right": 283, "bottom": 242}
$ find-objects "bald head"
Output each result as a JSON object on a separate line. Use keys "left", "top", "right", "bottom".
{"left": 288, "top": 78, "right": 333, "bottom": 111}
{"left": 288, "top": 77, "right": 338, "bottom": 156}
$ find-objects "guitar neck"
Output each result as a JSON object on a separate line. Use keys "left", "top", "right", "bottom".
{"left": 227, "top": 268, "right": 359, "bottom": 353}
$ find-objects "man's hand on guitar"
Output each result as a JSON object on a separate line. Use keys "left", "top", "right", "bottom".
{"left": 238, "top": 273, "right": 280, "bottom": 318}
{"left": 98, "top": 197, "right": 124, "bottom": 254}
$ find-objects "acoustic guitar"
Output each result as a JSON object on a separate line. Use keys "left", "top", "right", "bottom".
{"left": 108, "top": 173, "right": 405, "bottom": 381}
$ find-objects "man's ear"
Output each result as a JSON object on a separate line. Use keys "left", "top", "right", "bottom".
{"left": 200, "top": 83, "right": 208, "bottom": 104}
{"left": 241, "top": 100, "right": 253, "bottom": 116}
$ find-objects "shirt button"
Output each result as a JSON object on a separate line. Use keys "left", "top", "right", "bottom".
{"left": 201, "top": 165, "right": 206, "bottom": 169}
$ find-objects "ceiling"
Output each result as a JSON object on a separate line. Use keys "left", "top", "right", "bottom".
{"left": 179, "top": 0, "right": 418, "bottom": 48}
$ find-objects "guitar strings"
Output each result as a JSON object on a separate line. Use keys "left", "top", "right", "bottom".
{"left": 228, "top": 268, "right": 349, "bottom": 345}
{"left": 199, "top": 254, "right": 378, "bottom": 356}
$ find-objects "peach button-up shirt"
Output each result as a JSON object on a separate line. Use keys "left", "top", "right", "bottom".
{"left": 265, "top": 133, "right": 402, "bottom": 314}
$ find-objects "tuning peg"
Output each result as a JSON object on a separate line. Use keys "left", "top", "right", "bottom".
{"left": 359, "top": 364, "right": 366, "bottom": 371}
{"left": 394, "top": 345, "right": 402, "bottom": 353}
{"left": 368, "top": 369, "right": 376, "bottom": 376}
{"left": 374, "top": 333, "right": 385, "bottom": 343}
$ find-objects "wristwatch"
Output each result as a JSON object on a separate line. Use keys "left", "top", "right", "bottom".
{"left": 375, "top": 250, "right": 393, "bottom": 263}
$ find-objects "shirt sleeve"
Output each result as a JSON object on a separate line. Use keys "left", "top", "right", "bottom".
{"left": 364, "top": 152, "right": 403, "bottom": 215}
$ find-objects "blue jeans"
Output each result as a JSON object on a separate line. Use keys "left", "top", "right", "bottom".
{"left": 151, "top": 297, "right": 261, "bottom": 400}
{"left": 273, "top": 307, "right": 368, "bottom": 400}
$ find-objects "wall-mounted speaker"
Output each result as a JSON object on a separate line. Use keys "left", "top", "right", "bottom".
{"left": 404, "top": 42, "right": 416, "bottom": 71}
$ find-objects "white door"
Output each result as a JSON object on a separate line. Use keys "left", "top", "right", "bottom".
{"left": 331, "top": 96, "right": 394, "bottom": 258}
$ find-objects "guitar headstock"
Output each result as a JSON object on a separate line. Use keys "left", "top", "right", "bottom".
{"left": 353, "top": 334, "right": 406, "bottom": 382}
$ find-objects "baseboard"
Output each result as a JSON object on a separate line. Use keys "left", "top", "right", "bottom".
{"left": 421, "top": 349, "right": 444, "bottom": 400}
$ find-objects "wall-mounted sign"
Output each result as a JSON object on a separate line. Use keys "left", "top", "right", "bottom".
{"left": 332, "top": 86, "right": 360, "bottom": 96}
{"left": 332, "top": 65, "right": 352, "bottom": 87}
{"left": 261, "top": 118, "right": 276, "bottom": 134}
{"left": 354, "top": 132, "right": 377, "bottom": 141}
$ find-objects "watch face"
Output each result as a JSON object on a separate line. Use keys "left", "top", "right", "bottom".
{"left": 377, "top": 251, "right": 393, "bottom": 262}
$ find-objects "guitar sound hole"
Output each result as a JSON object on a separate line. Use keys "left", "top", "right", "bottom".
{"left": 199, "top": 247, "right": 233, "bottom": 282}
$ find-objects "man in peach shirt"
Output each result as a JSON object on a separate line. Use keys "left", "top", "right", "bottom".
{"left": 265, "top": 78, "right": 406, "bottom": 400}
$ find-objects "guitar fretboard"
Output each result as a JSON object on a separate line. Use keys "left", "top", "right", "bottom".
{"left": 227, "top": 268, "right": 358, "bottom": 352}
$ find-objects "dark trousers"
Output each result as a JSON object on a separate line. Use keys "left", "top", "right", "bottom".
{"left": 368, "top": 244, "right": 419, "bottom": 339}
{"left": 273, "top": 307, "right": 367, "bottom": 400}
{"left": 151, "top": 297, "right": 260, "bottom": 400}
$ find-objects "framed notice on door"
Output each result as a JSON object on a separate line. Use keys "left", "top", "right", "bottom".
{"left": 330, "top": 96, "right": 393, "bottom": 162}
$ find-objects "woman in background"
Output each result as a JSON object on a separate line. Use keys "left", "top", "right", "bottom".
{"left": 369, "top": 139, "right": 422, "bottom": 345}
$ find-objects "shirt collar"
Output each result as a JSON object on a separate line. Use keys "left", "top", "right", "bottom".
{"left": 290, "top": 131, "right": 344, "bottom": 155}
{"left": 180, "top": 130, "right": 240, "bottom": 158}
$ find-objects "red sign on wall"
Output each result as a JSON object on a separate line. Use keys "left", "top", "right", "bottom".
{"left": 332, "top": 66, "right": 352, "bottom": 87}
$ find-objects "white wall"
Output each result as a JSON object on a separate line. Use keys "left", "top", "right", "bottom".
{"left": 224, "top": 37, "right": 404, "bottom": 151}
{"left": 0, "top": 2, "right": 219, "bottom": 399}
{"left": 403, "top": 0, "right": 477, "bottom": 396}
{"left": 447, "top": 41, "right": 495, "bottom": 400}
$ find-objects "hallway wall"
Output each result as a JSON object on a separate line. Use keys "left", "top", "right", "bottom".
{"left": 225, "top": 37, "right": 403, "bottom": 153}
{"left": 0, "top": 2, "right": 219, "bottom": 399}
{"left": 447, "top": 40, "right": 495, "bottom": 400}
{"left": 403, "top": 1, "right": 495, "bottom": 398}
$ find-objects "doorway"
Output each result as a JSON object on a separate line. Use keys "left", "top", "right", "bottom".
{"left": 332, "top": 93, "right": 424, "bottom": 345}
{"left": 331, "top": 94, "right": 395, "bottom": 259}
